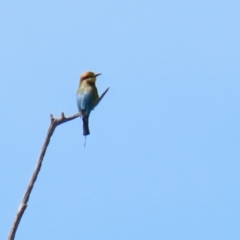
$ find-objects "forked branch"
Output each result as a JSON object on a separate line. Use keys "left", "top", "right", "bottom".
{"left": 8, "top": 112, "right": 80, "bottom": 240}
{"left": 8, "top": 87, "right": 109, "bottom": 240}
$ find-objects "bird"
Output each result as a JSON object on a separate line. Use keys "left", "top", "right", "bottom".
{"left": 76, "top": 71, "right": 109, "bottom": 137}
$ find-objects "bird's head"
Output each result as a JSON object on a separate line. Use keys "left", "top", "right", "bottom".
{"left": 80, "top": 71, "right": 101, "bottom": 84}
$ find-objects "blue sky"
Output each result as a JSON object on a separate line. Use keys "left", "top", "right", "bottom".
{"left": 1, "top": 1, "right": 240, "bottom": 239}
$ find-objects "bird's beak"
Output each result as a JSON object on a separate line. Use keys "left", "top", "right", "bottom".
{"left": 94, "top": 73, "right": 102, "bottom": 77}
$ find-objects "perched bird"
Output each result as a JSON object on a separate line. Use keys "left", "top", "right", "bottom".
{"left": 76, "top": 71, "right": 109, "bottom": 136}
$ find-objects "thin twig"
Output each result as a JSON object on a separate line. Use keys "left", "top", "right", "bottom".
{"left": 8, "top": 112, "right": 80, "bottom": 240}
{"left": 95, "top": 87, "right": 110, "bottom": 107}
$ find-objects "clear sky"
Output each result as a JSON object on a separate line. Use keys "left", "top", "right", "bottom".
{"left": 1, "top": 1, "right": 240, "bottom": 239}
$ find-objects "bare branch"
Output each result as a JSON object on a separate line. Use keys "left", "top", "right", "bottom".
{"left": 95, "top": 87, "right": 110, "bottom": 107}
{"left": 8, "top": 112, "right": 80, "bottom": 240}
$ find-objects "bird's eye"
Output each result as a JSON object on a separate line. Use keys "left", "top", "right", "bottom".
{"left": 82, "top": 76, "right": 89, "bottom": 81}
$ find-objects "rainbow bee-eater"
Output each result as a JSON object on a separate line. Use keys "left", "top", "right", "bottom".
{"left": 76, "top": 71, "right": 109, "bottom": 136}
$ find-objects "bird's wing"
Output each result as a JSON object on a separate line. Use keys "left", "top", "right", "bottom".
{"left": 77, "top": 90, "right": 92, "bottom": 110}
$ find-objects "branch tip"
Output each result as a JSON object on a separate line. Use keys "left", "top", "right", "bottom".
{"left": 61, "top": 112, "right": 65, "bottom": 119}
{"left": 95, "top": 87, "right": 110, "bottom": 107}
{"left": 50, "top": 114, "right": 54, "bottom": 122}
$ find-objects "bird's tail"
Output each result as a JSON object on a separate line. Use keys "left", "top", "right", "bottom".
{"left": 82, "top": 116, "right": 90, "bottom": 136}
